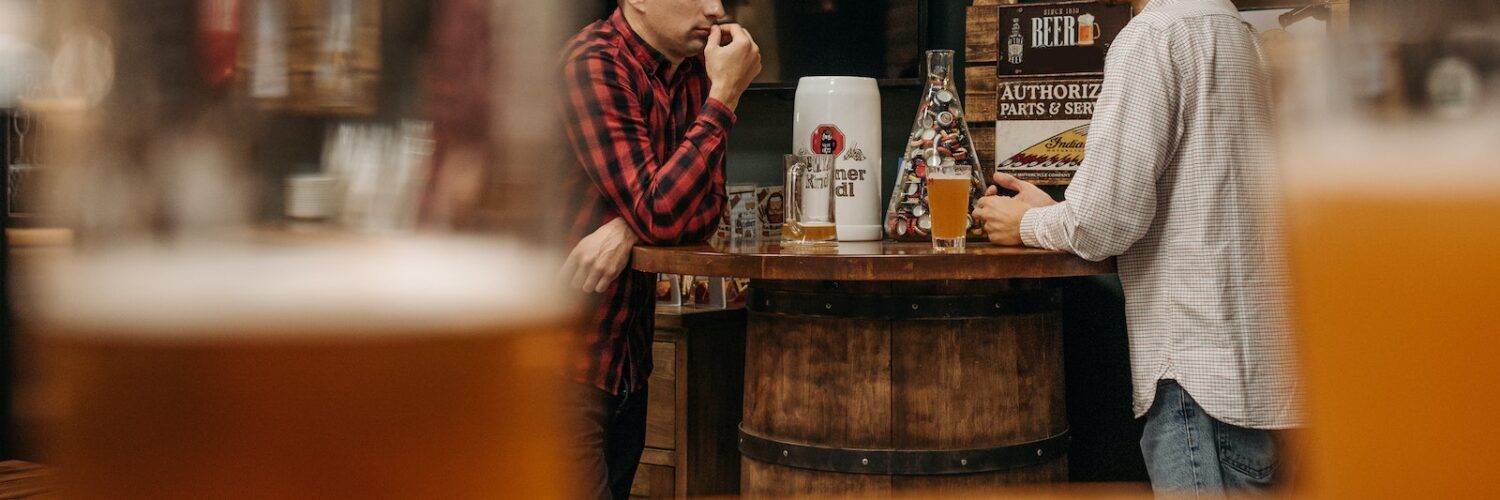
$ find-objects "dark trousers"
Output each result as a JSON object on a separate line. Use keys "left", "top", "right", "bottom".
{"left": 564, "top": 382, "right": 649, "bottom": 500}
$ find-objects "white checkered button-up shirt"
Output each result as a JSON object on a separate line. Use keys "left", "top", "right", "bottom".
{"left": 1018, "top": 0, "right": 1305, "bottom": 429}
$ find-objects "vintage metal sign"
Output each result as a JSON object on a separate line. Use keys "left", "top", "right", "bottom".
{"left": 994, "top": 77, "right": 1103, "bottom": 184}
{"left": 998, "top": 0, "right": 1132, "bottom": 77}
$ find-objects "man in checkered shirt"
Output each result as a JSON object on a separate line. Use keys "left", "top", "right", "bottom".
{"left": 974, "top": 0, "right": 1304, "bottom": 493}
{"left": 557, "top": 1, "right": 761, "bottom": 498}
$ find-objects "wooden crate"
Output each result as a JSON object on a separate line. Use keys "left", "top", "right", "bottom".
{"left": 631, "top": 306, "right": 746, "bottom": 499}
{"left": 629, "top": 450, "right": 676, "bottom": 498}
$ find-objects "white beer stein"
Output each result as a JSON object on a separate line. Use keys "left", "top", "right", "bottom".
{"left": 793, "top": 77, "right": 882, "bottom": 241}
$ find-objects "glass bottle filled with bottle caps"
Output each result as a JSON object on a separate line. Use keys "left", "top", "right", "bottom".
{"left": 884, "top": 50, "right": 987, "bottom": 242}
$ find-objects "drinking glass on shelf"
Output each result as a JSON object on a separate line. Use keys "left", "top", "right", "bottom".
{"left": 781, "top": 154, "right": 837, "bottom": 247}
{"left": 926, "top": 162, "right": 971, "bottom": 253}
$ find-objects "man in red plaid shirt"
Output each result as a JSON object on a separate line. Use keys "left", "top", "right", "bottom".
{"left": 558, "top": 1, "right": 760, "bottom": 498}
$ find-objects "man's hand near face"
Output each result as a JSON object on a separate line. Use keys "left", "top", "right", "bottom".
{"left": 975, "top": 172, "right": 1057, "bottom": 246}
{"left": 704, "top": 24, "right": 761, "bottom": 111}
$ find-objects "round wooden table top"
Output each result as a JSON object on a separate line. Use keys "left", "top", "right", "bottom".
{"left": 631, "top": 240, "right": 1115, "bottom": 281}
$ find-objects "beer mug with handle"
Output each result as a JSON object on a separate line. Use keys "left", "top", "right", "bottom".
{"left": 1079, "top": 13, "right": 1098, "bottom": 46}
{"left": 782, "top": 154, "right": 838, "bottom": 246}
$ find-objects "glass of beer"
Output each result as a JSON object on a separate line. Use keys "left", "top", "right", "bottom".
{"left": 15, "top": 2, "right": 585, "bottom": 497}
{"left": 926, "top": 162, "right": 972, "bottom": 253}
{"left": 1278, "top": 34, "right": 1500, "bottom": 497}
{"left": 19, "top": 239, "right": 577, "bottom": 499}
{"left": 782, "top": 153, "right": 838, "bottom": 247}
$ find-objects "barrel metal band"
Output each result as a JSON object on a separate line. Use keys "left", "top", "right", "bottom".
{"left": 748, "top": 288, "right": 1062, "bottom": 319}
{"left": 738, "top": 427, "right": 1070, "bottom": 475}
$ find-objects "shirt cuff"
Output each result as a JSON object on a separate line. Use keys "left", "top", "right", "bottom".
{"left": 1019, "top": 204, "right": 1053, "bottom": 248}
{"left": 701, "top": 98, "right": 738, "bottom": 132}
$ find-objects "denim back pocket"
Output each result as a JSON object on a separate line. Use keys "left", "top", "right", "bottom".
{"left": 1213, "top": 420, "right": 1279, "bottom": 480}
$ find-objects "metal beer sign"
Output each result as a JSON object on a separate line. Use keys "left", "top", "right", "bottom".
{"left": 994, "top": 77, "right": 1104, "bottom": 184}
{"left": 999, "top": 0, "right": 1131, "bottom": 76}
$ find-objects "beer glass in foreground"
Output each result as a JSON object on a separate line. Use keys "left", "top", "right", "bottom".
{"left": 1282, "top": 123, "right": 1500, "bottom": 497}
{"left": 782, "top": 154, "right": 838, "bottom": 246}
{"left": 1279, "top": 42, "right": 1500, "bottom": 496}
{"left": 20, "top": 238, "right": 576, "bottom": 499}
{"left": 927, "top": 163, "right": 972, "bottom": 252}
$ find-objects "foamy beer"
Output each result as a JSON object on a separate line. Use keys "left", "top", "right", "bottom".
{"left": 20, "top": 238, "right": 576, "bottom": 498}
{"left": 1078, "top": 13, "right": 1098, "bottom": 46}
{"left": 926, "top": 163, "right": 972, "bottom": 252}
{"left": 1280, "top": 65, "right": 1500, "bottom": 494}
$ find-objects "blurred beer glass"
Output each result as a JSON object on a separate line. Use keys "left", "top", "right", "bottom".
{"left": 1278, "top": 28, "right": 1500, "bottom": 497}
{"left": 26, "top": 239, "right": 574, "bottom": 498}
{"left": 16, "top": 1, "right": 580, "bottom": 498}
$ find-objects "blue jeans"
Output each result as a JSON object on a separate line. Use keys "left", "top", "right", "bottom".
{"left": 1141, "top": 380, "right": 1283, "bottom": 493}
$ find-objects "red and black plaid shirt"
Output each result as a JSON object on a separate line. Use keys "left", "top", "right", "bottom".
{"left": 560, "top": 10, "right": 734, "bottom": 395}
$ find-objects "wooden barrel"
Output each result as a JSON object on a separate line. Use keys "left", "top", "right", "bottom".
{"left": 740, "top": 279, "right": 1069, "bottom": 495}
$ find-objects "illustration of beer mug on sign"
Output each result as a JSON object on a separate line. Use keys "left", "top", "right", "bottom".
{"left": 1078, "top": 13, "right": 1099, "bottom": 46}
{"left": 782, "top": 154, "right": 838, "bottom": 247}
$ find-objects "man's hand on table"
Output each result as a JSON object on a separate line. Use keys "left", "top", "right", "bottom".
{"left": 704, "top": 24, "right": 761, "bottom": 112}
{"left": 975, "top": 172, "right": 1056, "bottom": 246}
{"left": 563, "top": 217, "right": 639, "bottom": 293}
